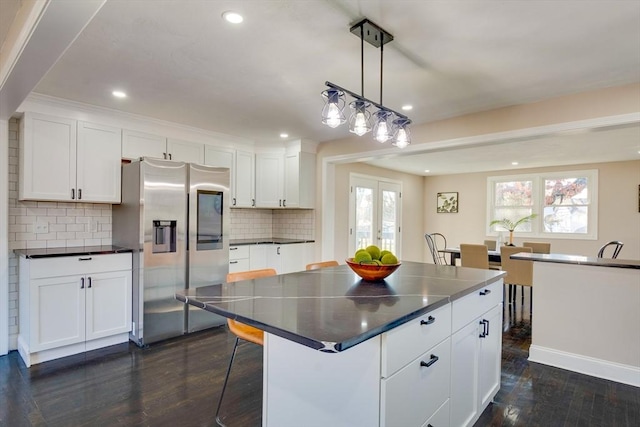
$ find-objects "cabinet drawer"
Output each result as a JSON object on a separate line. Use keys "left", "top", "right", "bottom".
{"left": 229, "top": 245, "right": 249, "bottom": 260}
{"left": 381, "top": 338, "right": 451, "bottom": 427}
{"left": 381, "top": 303, "right": 451, "bottom": 378}
{"left": 422, "top": 398, "right": 449, "bottom": 427}
{"left": 229, "top": 258, "right": 250, "bottom": 273}
{"left": 452, "top": 280, "right": 502, "bottom": 333}
{"left": 29, "top": 253, "right": 132, "bottom": 279}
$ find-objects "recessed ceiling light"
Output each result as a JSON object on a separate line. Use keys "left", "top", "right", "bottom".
{"left": 401, "top": 105, "right": 413, "bottom": 111}
{"left": 424, "top": 169, "right": 430, "bottom": 173}
{"left": 512, "top": 161, "right": 519, "bottom": 166}
{"left": 280, "top": 133, "right": 289, "bottom": 138}
{"left": 112, "top": 90, "right": 127, "bottom": 98}
{"left": 222, "top": 11, "right": 243, "bottom": 24}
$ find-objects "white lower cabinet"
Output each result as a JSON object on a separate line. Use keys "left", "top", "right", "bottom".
{"left": 229, "top": 245, "right": 250, "bottom": 273}
{"left": 231, "top": 243, "right": 315, "bottom": 275}
{"left": 450, "top": 281, "right": 503, "bottom": 427}
{"left": 262, "top": 279, "right": 503, "bottom": 426}
{"left": 18, "top": 253, "right": 132, "bottom": 367}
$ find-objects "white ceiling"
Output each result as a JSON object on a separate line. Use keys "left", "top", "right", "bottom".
{"left": 8, "top": 0, "right": 640, "bottom": 174}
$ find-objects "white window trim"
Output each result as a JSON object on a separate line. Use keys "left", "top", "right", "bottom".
{"left": 486, "top": 169, "right": 598, "bottom": 240}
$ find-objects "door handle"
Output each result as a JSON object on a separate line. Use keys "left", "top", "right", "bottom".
{"left": 232, "top": 197, "right": 236, "bottom": 206}
{"left": 78, "top": 188, "right": 82, "bottom": 200}
{"left": 168, "top": 153, "right": 172, "bottom": 160}
{"left": 479, "top": 319, "right": 486, "bottom": 338}
{"left": 277, "top": 247, "right": 281, "bottom": 255}
{"left": 251, "top": 198, "right": 255, "bottom": 207}
{"left": 480, "top": 289, "right": 491, "bottom": 296}
{"left": 283, "top": 199, "right": 286, "bottom": 207}
{"left": 71, "top": 188, "right": 75, "bottom": 200}
{"left": 87, "top": 277, "right": 92, "bottom": 288}
{"left": 80, "top": 277, "right": 84, "bottom": 289}
{"left": 78, "top": 257, "right": 92, "bottom": 261}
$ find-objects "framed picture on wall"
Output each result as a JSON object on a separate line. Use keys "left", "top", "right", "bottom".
{"left": 437, "top": 192, "right": 458, "bottom": 213}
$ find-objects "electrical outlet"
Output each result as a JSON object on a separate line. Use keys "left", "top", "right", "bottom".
{"left": 35, "top": 223, "right": 48, "bottom": 233}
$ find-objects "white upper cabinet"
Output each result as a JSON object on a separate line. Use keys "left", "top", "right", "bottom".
{"left": 166, "top": 138, "right": 204, "bottom": 163}
{"left": 255, "top": 152, "right": 284, "bottom": 208}
{"left": 234, "top": 149, "right": 255, "bottom": 208}
{"left": 122, "top": 129, "right": 166, "bottom": 160}
{"left": 284, "top": 151, "right": 316, "bottom": 208}
{"left": 19, "top": 112, "right": 121, "bottom": 203}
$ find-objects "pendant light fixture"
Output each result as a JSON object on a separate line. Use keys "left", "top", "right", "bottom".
{"left": 321, "top": 18, "right": 411, "bottom": 148}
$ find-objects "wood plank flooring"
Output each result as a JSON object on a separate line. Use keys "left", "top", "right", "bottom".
{"left": 1, "top": 288, "right": 638, "bottom": 426}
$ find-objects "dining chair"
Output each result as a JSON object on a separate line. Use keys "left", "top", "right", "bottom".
{"left": 216, "top": 268, "right": 277, "bottom": 427}
{"left": 500, "top": 246, "right": 533, "bottom": 311}
{"left": 425, "top": 233, "right": 448, "bottom": 265}
{"left": 306, "top": 260, "right": 339, "bottom": 270}
{"left": 523, "top": 241, "right": 551, "bottom": 254}
{"left": 459, "top": 244, "right": 489, "bottom": 269}
{"left": 483, "top": 240, "right": 502, "bottom": 269}
{"left": 597, "top": 241, "right": 624, "bottom": 259}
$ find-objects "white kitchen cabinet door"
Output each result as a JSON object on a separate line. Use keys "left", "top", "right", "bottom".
{"left": 122, "top": 129, "right": 166, "bottom": 160}
{"left": 167, "top": 138, "right": 205, "bottom": 163}
{"left": 249, "top": 245, "right": 269, "bottom": 270}
{"left": 19, "top": 112, "right": 76, "bottom": 201}
{"left": 478, "top": 304, "right": 502, "bottom": 410}
{"left": 204, "top": 146, "right": 234, "bottom": 169}
{"left": 450, "top": 317, "right": 480, "bottom": 427}
{"left": 255, "top": 152, "right": 284, "bottom": 208}
{"left": 30, "top": 275, "right": 85, "bottom": 352}
{"left": 284, "top": 151, "right": 316, "bottom": 208}
{"left": 85, "top": 270, "right": 132, "bottom": 341}
{"left": 234, "top": 149, "right": 255, "bottom": 207}
{"left": 76, "top": 121, "right": 122, "bottom": 203}
{"left": 266, "top": 245, "right": 282, "bottom": 273}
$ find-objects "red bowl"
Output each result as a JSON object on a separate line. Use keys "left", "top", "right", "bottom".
{"left": 345, "top": 258, "right": 401, "bottom": 282}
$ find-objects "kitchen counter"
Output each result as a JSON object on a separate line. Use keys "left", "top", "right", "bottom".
{"left": 230, "top": 238, "right": 315, "bottom": 245}
{"left": 176, "top": 261, "right": 504, "bottom": 352}
{"left": 511, "top": 252, "right": 640, "bottom": 269}
{"left": 14, "top": 245, "right": 132, "bottom": 259}
{"left": 177, "top": 261, "right": 505, "bottom": 426}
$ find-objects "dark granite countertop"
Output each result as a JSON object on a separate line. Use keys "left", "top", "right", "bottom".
{"left": 176, "top": 261, "right": 505, "bottom": 352}
{"left": 14, "top": 245, "right": 133, "bottom": 259}
{"left": 511, "top": 252, "right": 640, "bottom": 269}
{"left": 230, "top": 238, "right": 315, "bottom": 245}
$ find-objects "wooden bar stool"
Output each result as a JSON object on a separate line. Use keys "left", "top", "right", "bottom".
{"left": 216, "top": 268, "right": 277, "bottom": 427}
{"left": 305, "top": 260, "right": 339, "bottom": 270}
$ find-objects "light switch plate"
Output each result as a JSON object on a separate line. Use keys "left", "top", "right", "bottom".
{"left": 35, "top": 223, "right": 48, "bottom": 233}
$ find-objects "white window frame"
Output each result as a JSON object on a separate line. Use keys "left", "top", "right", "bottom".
{"left": 486, "top": 169, "right": 598, "bottom": 240}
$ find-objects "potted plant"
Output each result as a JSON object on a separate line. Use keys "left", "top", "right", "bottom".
{"left": 489, "top": 214, "right": 537, "bottom": 246}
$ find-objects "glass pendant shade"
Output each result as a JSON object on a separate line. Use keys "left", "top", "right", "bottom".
{"left": 321, "top": 89, "right": 346, "bottom": 128}
{"left": 348, "top": 100, "right": 372, "bottom": 136}
{"left": 391, "top": 118, "right": 411, "bottom": 148}
{"left": 372, "top": 110, "right": 393, "bottom": 143}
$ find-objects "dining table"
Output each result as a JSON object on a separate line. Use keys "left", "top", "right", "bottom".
{"left": 441, "top": 247, "right": 502, "bottom": 266}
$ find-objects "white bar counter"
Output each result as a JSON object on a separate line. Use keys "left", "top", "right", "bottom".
{"left": 512, "top": 253, "right": 640, "bottom": 387}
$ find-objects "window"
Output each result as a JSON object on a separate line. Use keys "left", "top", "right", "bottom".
{"left": 487, "top": 170, "right": 598, "bottom": 240}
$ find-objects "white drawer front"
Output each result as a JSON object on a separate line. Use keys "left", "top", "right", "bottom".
{"left": 29, "top": 253, "right": 132, "bottom": 279}
{"left": 229, "top": 245, "right": 249, "bottom": 260}
{"left": 422, "top": 398, "right": 449, "bottom": 427}
{"left": 381, "top": 337, "right": 451, "bottom": 427}
{"left": 381, "top": 303, "right": 451, "bottom": 378}
{"left": 452, "top": 280, "right": 502, "bottom": 332}
{"left": 228, "top": 258, "right": 250, "bottom": 273}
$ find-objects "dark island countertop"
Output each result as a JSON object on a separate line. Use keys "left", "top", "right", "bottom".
{"left": 230, "top": 238, "right": 315, "bottom": 246}
{"left": 14, "top": 245, "right": 133, "bottom": 259}
{"left": 176, "top": 261, "right": 505, "bottom": 352}
{"left": 511, "top": 252, "right": 640, "bottom": 269}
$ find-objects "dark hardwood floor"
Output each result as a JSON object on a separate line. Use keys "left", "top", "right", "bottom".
{"left": 1, "top": 288, "right": 638, "bottom": 426}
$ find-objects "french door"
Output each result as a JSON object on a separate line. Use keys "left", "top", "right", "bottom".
{"left": 349, "top": 175, "right": 402, "bottom": 257}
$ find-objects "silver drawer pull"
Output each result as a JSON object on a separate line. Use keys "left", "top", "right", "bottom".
{"left": 420, "top": 316, "right": 435, "bottom": 325}
{"left": 420, "top": 354, "right": 439, "bottom": 368}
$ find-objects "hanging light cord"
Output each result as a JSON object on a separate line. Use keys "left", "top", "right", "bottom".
{"left": 380, "top": 32, "right": 384, "bottom": 105}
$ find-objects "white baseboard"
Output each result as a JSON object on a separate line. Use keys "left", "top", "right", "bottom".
{"left": 529, "top": 345, "right": 640, "bottom": 387}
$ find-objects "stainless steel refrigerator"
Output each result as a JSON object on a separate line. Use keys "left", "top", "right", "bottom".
{"left": 112, "top": 158, "right": 229, "bottom": 346}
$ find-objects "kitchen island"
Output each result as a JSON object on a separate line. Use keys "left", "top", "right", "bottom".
{"left": 176, "top": 261, "right": 505, "bottom": 427}
{"left": 512, "top": 253, "right": 640, "bottom": 387}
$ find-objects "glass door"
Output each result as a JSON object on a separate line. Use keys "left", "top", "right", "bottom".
{"left": 349, "top": 175, "right": 402, "bottom": 257}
